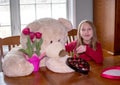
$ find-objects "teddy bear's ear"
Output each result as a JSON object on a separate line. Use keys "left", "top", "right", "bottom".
{"left": 58, "top": 18, "right": 73, "bottom": 31}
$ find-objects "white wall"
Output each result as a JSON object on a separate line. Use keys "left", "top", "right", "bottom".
{"left": 76, "top": 0, "right": 93, "bottom": 28}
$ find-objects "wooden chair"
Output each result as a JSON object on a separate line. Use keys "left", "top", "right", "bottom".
{"left": 66, "top": 29, "right": 77, "bottom": 56}
{"left": 67, "top": 29, "right": 77, "bottom": 44}
{"left": 0, "top": 36, "right": 20, "bottom": 56}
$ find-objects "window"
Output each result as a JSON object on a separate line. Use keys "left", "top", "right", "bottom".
{"left": 20, "top": 0, "right": 67, "bottom": 30}
{"left": 0, "top": 0, "right": 11, "bottom": 38}
{"left": 0, "top": 0, "right": 76, "bottom": 38}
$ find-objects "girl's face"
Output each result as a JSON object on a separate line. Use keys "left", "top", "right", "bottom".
{"left": 80, "top": 22, "right": 93, "bottom": 44}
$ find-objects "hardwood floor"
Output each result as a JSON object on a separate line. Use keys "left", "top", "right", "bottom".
{"left": 0, "top": 50, "right": 120, "bottom": 85}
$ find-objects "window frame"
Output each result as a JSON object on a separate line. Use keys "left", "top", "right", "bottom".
{"left": 0, "top": 0, "right": 76, "bottom": 37}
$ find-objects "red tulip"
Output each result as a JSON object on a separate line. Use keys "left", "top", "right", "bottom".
{"left": 30, "top": 32, "right": 35, "bottom": 40}
{"left": 22, "top": 28, "right": 30, "bottom": 35}
{"left": 35, "top": 32, "right": 42, "bottom": 39}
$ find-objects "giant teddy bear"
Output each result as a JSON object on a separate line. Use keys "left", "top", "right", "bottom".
{"left": 2, "top": 18, "right": 74, "bottom": 77}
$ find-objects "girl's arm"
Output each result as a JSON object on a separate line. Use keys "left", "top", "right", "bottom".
{"left": 85, "top": 43, "right": 103, "bottom": 64}
{"left": 65, "top": 41, "right": 76, "bottom": 52}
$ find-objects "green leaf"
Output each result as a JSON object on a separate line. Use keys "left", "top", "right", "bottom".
{"left": 19, "top": 36, "right": 43, "bottom": 57}
{"left": 25, "top": 48, "right": 33, "bottom": 57}
{"left": 19, "top": 49, "right": 27, "bottom": 54}
{"left": 35, "top": 39, "right": 43, "bottom": 56}
{"left": 19, "top": 48, "right": 31, "bottom": 57}
{"left": 27, "top": 37, "right": 34, "bottom": 55}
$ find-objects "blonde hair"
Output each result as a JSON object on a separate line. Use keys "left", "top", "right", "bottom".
{"left": 76, "top": 20, "right": 98, "bottom": 50}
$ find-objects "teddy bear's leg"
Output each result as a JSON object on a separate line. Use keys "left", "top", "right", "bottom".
{"left": 46, "top": 55, "right": 74, "bottom": 73}
{"left": 2, "top": 46, "right": 34, "bottom": 77}
{"left": 2, "top": 54, "right": 34, "bottom": 77}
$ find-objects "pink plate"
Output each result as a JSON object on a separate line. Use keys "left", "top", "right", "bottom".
{"left": 101, "top": 66, "right": 120, "bottom": 79}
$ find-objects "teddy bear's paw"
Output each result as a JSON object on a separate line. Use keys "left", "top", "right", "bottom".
{"left": 46, "top": 57, "right": 74, "bottom": 73}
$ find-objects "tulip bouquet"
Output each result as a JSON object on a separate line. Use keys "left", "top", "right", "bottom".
{"left": 20, "top": 27, "right": 45, "bottom": 71}
{"left": 20, "top": 27, "right": 43, "bottom": 59}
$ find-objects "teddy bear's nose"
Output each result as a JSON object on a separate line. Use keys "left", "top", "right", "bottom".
{"left": 50, "top": 41, "right": 53, "bottom": 43}
{"left": 59, "top": 50, "right": 68, "bottom": 57}
{"left": 58, "top": 39, "right": 60, "bottom": 42}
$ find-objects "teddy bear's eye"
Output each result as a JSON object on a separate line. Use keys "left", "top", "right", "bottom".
{"left": 58, "top": 39, "right": 60, "bottom": 42}
{"left": 50, "top": 41, "right": 53, "bottom": 43}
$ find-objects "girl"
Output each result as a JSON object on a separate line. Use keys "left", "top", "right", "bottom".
{"left": 65, "top": 20, "right": 103, "bottom": 64}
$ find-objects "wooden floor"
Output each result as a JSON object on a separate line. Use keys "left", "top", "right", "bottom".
{"left": 0, "top": 50, "right": 120, "bottom": 85}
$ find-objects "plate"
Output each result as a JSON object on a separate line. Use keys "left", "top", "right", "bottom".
{"left": 101, "top": 66, "right": 120, "bottom": 79}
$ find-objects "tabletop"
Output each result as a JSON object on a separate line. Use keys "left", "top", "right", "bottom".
{"left": 0, "top": 56, "right": 120, "bottom": 85}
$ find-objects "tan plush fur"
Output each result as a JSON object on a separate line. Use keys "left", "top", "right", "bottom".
{"left": 2, "top": 18, "right": 74, "bottom": 77}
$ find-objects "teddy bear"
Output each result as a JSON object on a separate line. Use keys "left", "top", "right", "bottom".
{"left": 2, "top": 18, "right": 74, "bottom": 77}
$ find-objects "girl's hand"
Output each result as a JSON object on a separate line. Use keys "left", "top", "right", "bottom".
{"left": 76, "top": 45, "right": 86, "bottom": 54}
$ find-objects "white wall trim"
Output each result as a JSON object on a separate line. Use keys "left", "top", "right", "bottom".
{"left": 10, "top": 0, "right": 21, "bottom": 35}
{"left": 67, "top": 0, "right": 76, "bottom": 28}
